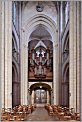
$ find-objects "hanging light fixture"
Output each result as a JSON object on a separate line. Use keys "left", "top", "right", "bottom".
{"left": 40, "top": 86, "right": 42, "bottom": 88}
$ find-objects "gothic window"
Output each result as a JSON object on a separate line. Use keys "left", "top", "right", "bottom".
{"left": 65, "top": 2, "right": 69, "bottom": 26}
{"left": 12, "top": 2, "right": 16, "bottom": 25}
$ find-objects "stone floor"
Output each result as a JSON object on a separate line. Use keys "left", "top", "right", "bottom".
{"left": 26, "top": 107, "right": 58, "bottom": 121}
{"left": 26, "top": 107, "right": 80, "bottom": 121}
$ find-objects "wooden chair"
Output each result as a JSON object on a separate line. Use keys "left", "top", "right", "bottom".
{"left": 28, "top": 105, "right": 32, "bottom": 114}
{"left": 48, "top": 106, "right": 53, "bottom": 116}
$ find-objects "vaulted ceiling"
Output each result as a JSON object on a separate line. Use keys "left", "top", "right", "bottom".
{"left": 30, "top": 24, "right": 51, "bottom": 38}
{"left": 29, "top": 24, "right": 52, "bottom": 50}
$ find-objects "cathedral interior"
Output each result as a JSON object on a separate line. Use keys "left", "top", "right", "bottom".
{"left": 0, "top": 1, "right": 81, "bottom": 121}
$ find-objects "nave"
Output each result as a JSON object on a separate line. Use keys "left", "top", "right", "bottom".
{"left": 0, "top": 1, "right": 81, "bottom": 121}
{"left": 1, "top": 104, "right": 80, "bottom": 121}
{"left": 26, "top": 107, "right": 56, "bottom": 121}
{"left": 27, "top": 106, "right": 80, "bottom": 121}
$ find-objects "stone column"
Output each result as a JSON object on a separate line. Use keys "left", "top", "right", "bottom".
{"left": 80, "top": 2, "right": 82, "bottom": 115}
{"left": 21, "top": 43, "right": 28, "bottom": 105}
{"left": 28, "top": 89, "right": 31, "bottom": 104}
{"left": 53, "top": 42, "right": 59, "bottom": 105}
{"left": 69, "top": 1, "right": 76, "bottom": 111}
{"left": 24, "top": 44, "right": 28, "bottom": 104}
{"left": 58, "top": 1, "right": 63, "bottom": 105}
{"left": 47, "top": 91, "right": 49, "bottom": 104}
{"left": 0, "top": 1, "right": 12, "bottom": 108}
{"left": 32, "top": 90, "right": 34, "bottom": 104}
{"left": 76, "top": 2, "right": 81, "bottom": 113}
{"left": 20, "top": 42, "right": 24, "bottom": 105}
{"left": 69, "top": 1, "right": 81, "bottom": 112}
{"left": 18, "top": 1, "right": 22, "bottom": 105}
{"left": 0, "top": 1, "right": 5, "bottom": 109}
{"left": 50, "top": 89, "right": 53, "bottom": 104}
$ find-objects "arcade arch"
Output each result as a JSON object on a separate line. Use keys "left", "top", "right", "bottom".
{"left": 29, "top": 83, "right": 52, "bottom": 105}
{"left": 21, "top": 14, "right": 59, "bottom": 105}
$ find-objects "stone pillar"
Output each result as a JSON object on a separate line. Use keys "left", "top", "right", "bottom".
{"left": 32, "top": 90, "right": 34, "bottom": 104}
{"left": 24, "top": 45, "right": 28, "bottom": 104}
{"left": 20, "top": 42, "right": 24, "bottom": 105}
{"left": 69, "top": 1, "right": 81, "bottom": 112}
{"left": 76, "top": 2, "right": 81, "bottom": 113}
{"left": 58, "top": 1, "right": 63, "bottom": 105}
{"left": 28, "top": 89, "right": 31, "bottom": 104}
{"left": 0, "top": 1, "right": 5, "bottom": 109}
{"left": 19, "top": 1, "right": 22, "bottom": 105}
{"left": 0, "top": 1, "right": 12, "bottom": 108}
{"left": 53, "top": 42, "right": 59, "bottom": 105}
{"left": 21, "top": 43, "right": 28, "bottom": 105}
{"left": 50, "top": 89, "right": 53, "bottom": 104}
{"left": 47, "top": 91, "right": 49, "bottom": 104}
{"left": 80, "top": 2, "right": 82, "bottom": 115}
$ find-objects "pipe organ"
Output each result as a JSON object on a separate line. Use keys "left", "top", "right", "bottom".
{"left": 28, "top": 46, "right": 53, "bottom": 81}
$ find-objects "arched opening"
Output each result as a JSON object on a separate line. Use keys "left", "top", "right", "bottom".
{"left": 30, "top": 83, "right": 51, "bottom": 105}
{"left": 34, "top": 88, "right": 47, "bottom": 104}
{"left": 28, "top": 25, "right": 53, "bottom": 105}
{"left": 21, "top": 14, "right": 58, "bottom": 105}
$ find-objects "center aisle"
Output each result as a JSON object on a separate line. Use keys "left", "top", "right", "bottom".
{"left": 26, "top": 107, "right": 58, "bottom": 121}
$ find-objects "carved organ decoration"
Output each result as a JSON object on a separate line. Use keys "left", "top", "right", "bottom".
{"left": 28, "top": 45, "right": 53, "bottom": 80}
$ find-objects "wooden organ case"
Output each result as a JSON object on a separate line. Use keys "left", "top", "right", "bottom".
{"left": 28, "top": 46, "right": 53, "bottom": 82}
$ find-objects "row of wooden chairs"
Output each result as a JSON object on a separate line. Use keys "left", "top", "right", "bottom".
{"left": 45, "top": 104, "right": 80, "bottom": 121}
{"left": 1, "top": 104, "right": 36, "bottom": 121}
{"left": 45, "top": 104, "right": 53, "bottom": 116}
